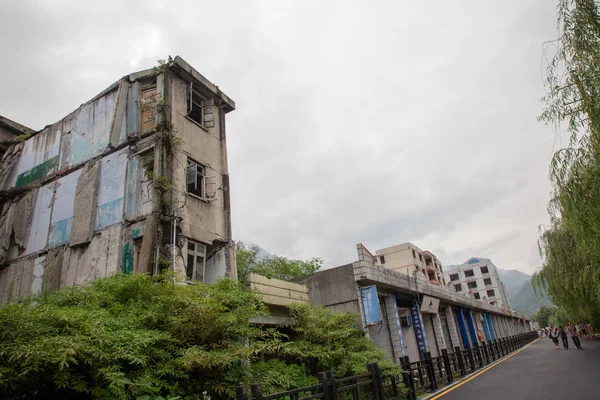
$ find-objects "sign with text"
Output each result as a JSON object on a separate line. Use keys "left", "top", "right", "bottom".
{"left": 410, "top": 300, "right": 429, "bottom": 359}
{"left": 360, "top": 285, "right": 381, "bottom": 326}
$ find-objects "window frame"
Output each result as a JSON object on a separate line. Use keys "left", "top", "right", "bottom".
{"left": 487, "top": 289, "right": 495, "bottom": 297}
{"left": 467, "top": 281, "right": 478, "bottom": 289}
{"left": 449, "top": 273, "right": 459, "bottom": 282}
{"left": 186, "top": 239, "right": 207, "bottom": 282}
{"left": 480, "top": 266, "right": 489, "bottom": 274}
{"left": 379, "top": 255, "right": 386, "bottom": 264}
{"left": 474, "top": 292, "right": 481, "bottom": 300}
{"left": 186, "top": 82, "right": 215, "bottom": 129}
{"left": 483, "top": 277, "right": 492, "bottom": 286}
{"left": 453, "top": 283, "right": 462, "bottom": 292}
{"left": 187, "top": 158, "right": 206, "bottom": 199}
{"left": 464, "top": 269, "right": 474, "bottom": 278}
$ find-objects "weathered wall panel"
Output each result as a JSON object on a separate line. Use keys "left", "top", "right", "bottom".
{"left": 70, "top": 161, "right": 101, "bottom": 246}
{"left": 24, "top": 185, "right": 53, "bottom": 256}
{"left": 49, "top": 169, "right": 82, "bottom": 247}
{"left": 63, "top": 89, "right": 118, "bottom": 167}
{"left": 95, "top": 149, "right": 127, "bottom": 231}
{"left": 8, "top": 126, "right": 61, "bottom": 188}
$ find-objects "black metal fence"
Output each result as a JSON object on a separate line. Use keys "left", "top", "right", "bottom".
{"left": 236, "top": 332, "right": 539, "bottom": 400}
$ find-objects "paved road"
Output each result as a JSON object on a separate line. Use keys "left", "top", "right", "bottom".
{"left": 438, "top": 337, "right": 600, "bottom": 400}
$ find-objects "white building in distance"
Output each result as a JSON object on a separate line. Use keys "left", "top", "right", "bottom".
{"left": 444, "top": 258, "right": 510, "bottom": 310}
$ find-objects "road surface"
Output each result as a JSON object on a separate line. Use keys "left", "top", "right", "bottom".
{"left": 437, "top": 337, "right": 600, "bottom": 400}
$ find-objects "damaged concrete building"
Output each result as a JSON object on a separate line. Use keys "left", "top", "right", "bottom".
{"left": 0, "top": 56, "right": 237, "bottom": 302}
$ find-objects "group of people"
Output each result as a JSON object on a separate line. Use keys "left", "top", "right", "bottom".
{"left": 540, "top": 322, "right": 594, "bottom": 350}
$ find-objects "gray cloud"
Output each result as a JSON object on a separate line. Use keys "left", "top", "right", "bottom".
{"left": 0, "top": 0, "right": 558, "bottom": 274}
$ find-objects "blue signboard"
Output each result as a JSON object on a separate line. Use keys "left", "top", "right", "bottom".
{"left": 360, "top": 285, "right": 381, "bottom": 326}
{"left": 410, "top": 300, "right": 428, "bottom": 359}
{"left": 391, "top": 293, "right": 406, "bottom": 357}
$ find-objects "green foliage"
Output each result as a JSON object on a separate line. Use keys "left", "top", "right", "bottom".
{"left": 0, "top": 274, "right": 397, "bottom": 398}
{"left": 15, "top": 132, "right": 31, "bottom": 141}
{"left": 537, "top": 0, "right": 600, "bottom": 328}
{"left": 243, "top": 360, "right": 317, "bottom": 395}
{"left": 534, "top": 223, "right": 600, "bottom": 327}
{"left": 281, "top": 304, "right": 401, "bottom": 379}
{"left": 236, "top": 242, "right": 321, "bottom": 282}
{"left": 534, "top": 305, "right": 557, "bottom": 327}
{"left": 0, "top": 273, "right": 267, "bottom": 399}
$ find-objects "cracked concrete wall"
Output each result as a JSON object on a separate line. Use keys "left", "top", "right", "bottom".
{"left": 170, "top": 76, "right": 228, "bottom": 246}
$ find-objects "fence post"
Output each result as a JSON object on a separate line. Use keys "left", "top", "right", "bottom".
{"left": 318, "top": 372, "right": 330, "bottom": 400}
{"left": 424, "top": 351, "right": 438, "bottom": 391}
{"left": 236, "top": 386, "right": 248, "bottom": 400}
{"left": 493, "top": 339, "right": 499, "bottom": 360}
{"left": 441, "top": 349, "right": 453, "bottom": 383}
{"left": 475, "top": 343, "right": 484, "bottom": 367}
{"left": 368, "top": 363, "right": 383, "bottom": 400}
{"left": 401, "top": 356, "right": 416, "bottom": 400}
{"left": 455, "top": 346, "right": 466, "bottom": 376}
{"left": 250, "top": 384, "right": 262, "bottom": 400}
{"left": 326, "top": 370, "right": 337, "bottom": 400}
{"left": 467, "top": 344, "right": 477, "bottom": 371}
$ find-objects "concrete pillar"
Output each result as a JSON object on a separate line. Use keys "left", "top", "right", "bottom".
{"left": 384, "top": 294, "right": 406, "bottom": 361}
{"left": 444, "top": 306, "right": 462, "bottom": 350}
{"left": 432, "top": 312, "right": 447, "bottom": 351}
{"left": 492, "top": 315, "right": 503, "bottom": 338}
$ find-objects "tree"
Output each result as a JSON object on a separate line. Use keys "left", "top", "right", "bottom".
{"left": 534, "top": 305, "right": 557, "bottom": 328}
{"left": 0, "top": 273, "right": 396, "bottom": 399}
{"left": 236, "top": 242, "right": 321, "bottom": 282}
{"left": 537, "top": 0, "right": 600, "bottom": 328}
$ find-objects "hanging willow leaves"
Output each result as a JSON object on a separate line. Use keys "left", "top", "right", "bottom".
{"left": 537, "top": 0, "right": 600, "bottom": 327}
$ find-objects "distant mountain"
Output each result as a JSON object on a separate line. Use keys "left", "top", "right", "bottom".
{"left": 497, "top": 268, "right": 553, "bottom": 316}
{"left": 497, "top": 269, "right": 530, "bottom": 299}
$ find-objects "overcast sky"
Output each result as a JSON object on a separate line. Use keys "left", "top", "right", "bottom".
{"left": 1, "top": 0, "right": 562, "bottom": 274}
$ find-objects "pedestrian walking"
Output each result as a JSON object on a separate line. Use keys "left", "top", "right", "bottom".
{"left": 558, "top": 326, "right": 568, "bottom": 349}
{"left": 566, "top": 322, "right": 582, "bottom": 350}
{"left": 548, "top": 325, "right": 559, "bottom": 349}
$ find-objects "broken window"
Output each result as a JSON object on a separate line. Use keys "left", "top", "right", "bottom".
{"left": 187, "top": 159, "right": 205, "bottom": 198}
{"left": 464, "top": 269, "right": 474, "bottom": 277}
{"left": 379, "top": 255, "right": 385, "bottom": 264}
{"left": 454, "top": 283, "right": 462, "bottom": 292}
{"left": 187, "top": 83, "right": 215, "bottom": 128}
{"left": 412, "top": 249, "right": 416, "bottom": 259}
{"left": 474, "top": 292, "right": 481, "bottom": 300}
{"left": 141, "top": 87, "right": 158, "bottom": 134}
{"left": 450, "top": 273, "right": 459, "bottom": 282}
{"left": 186, "top": 240, "right": 206, "bottom": 282}
{"left": 487, "top": 289, "right": 495, "bottom": 297}
{"left": 467, "top": 281, "right": 478, "bottom": 289}
{"left": 186, "top": 158, "right": 217, "bottom": 200}
{"left": 484, "top": 278, "right": 492, "bottom": 286}
{"left": 480, "top": 266, "right": 489, "bottom": 274}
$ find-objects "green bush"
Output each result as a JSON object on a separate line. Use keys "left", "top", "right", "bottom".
{"left": 0, "top": 273, "right": 400, "bottom": 399}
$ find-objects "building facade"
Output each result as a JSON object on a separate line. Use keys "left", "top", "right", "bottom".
{"left": 0, "top": 56, "right": 236, "bottom": 302}
{"left": 296, "top": 244, "right": 531, "bottom": 364}
{"left": 374, "top": 242, "right": 445, "bottom": 286}
{"left": 444, "top": 258, "right": 510, "bottom": 310}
